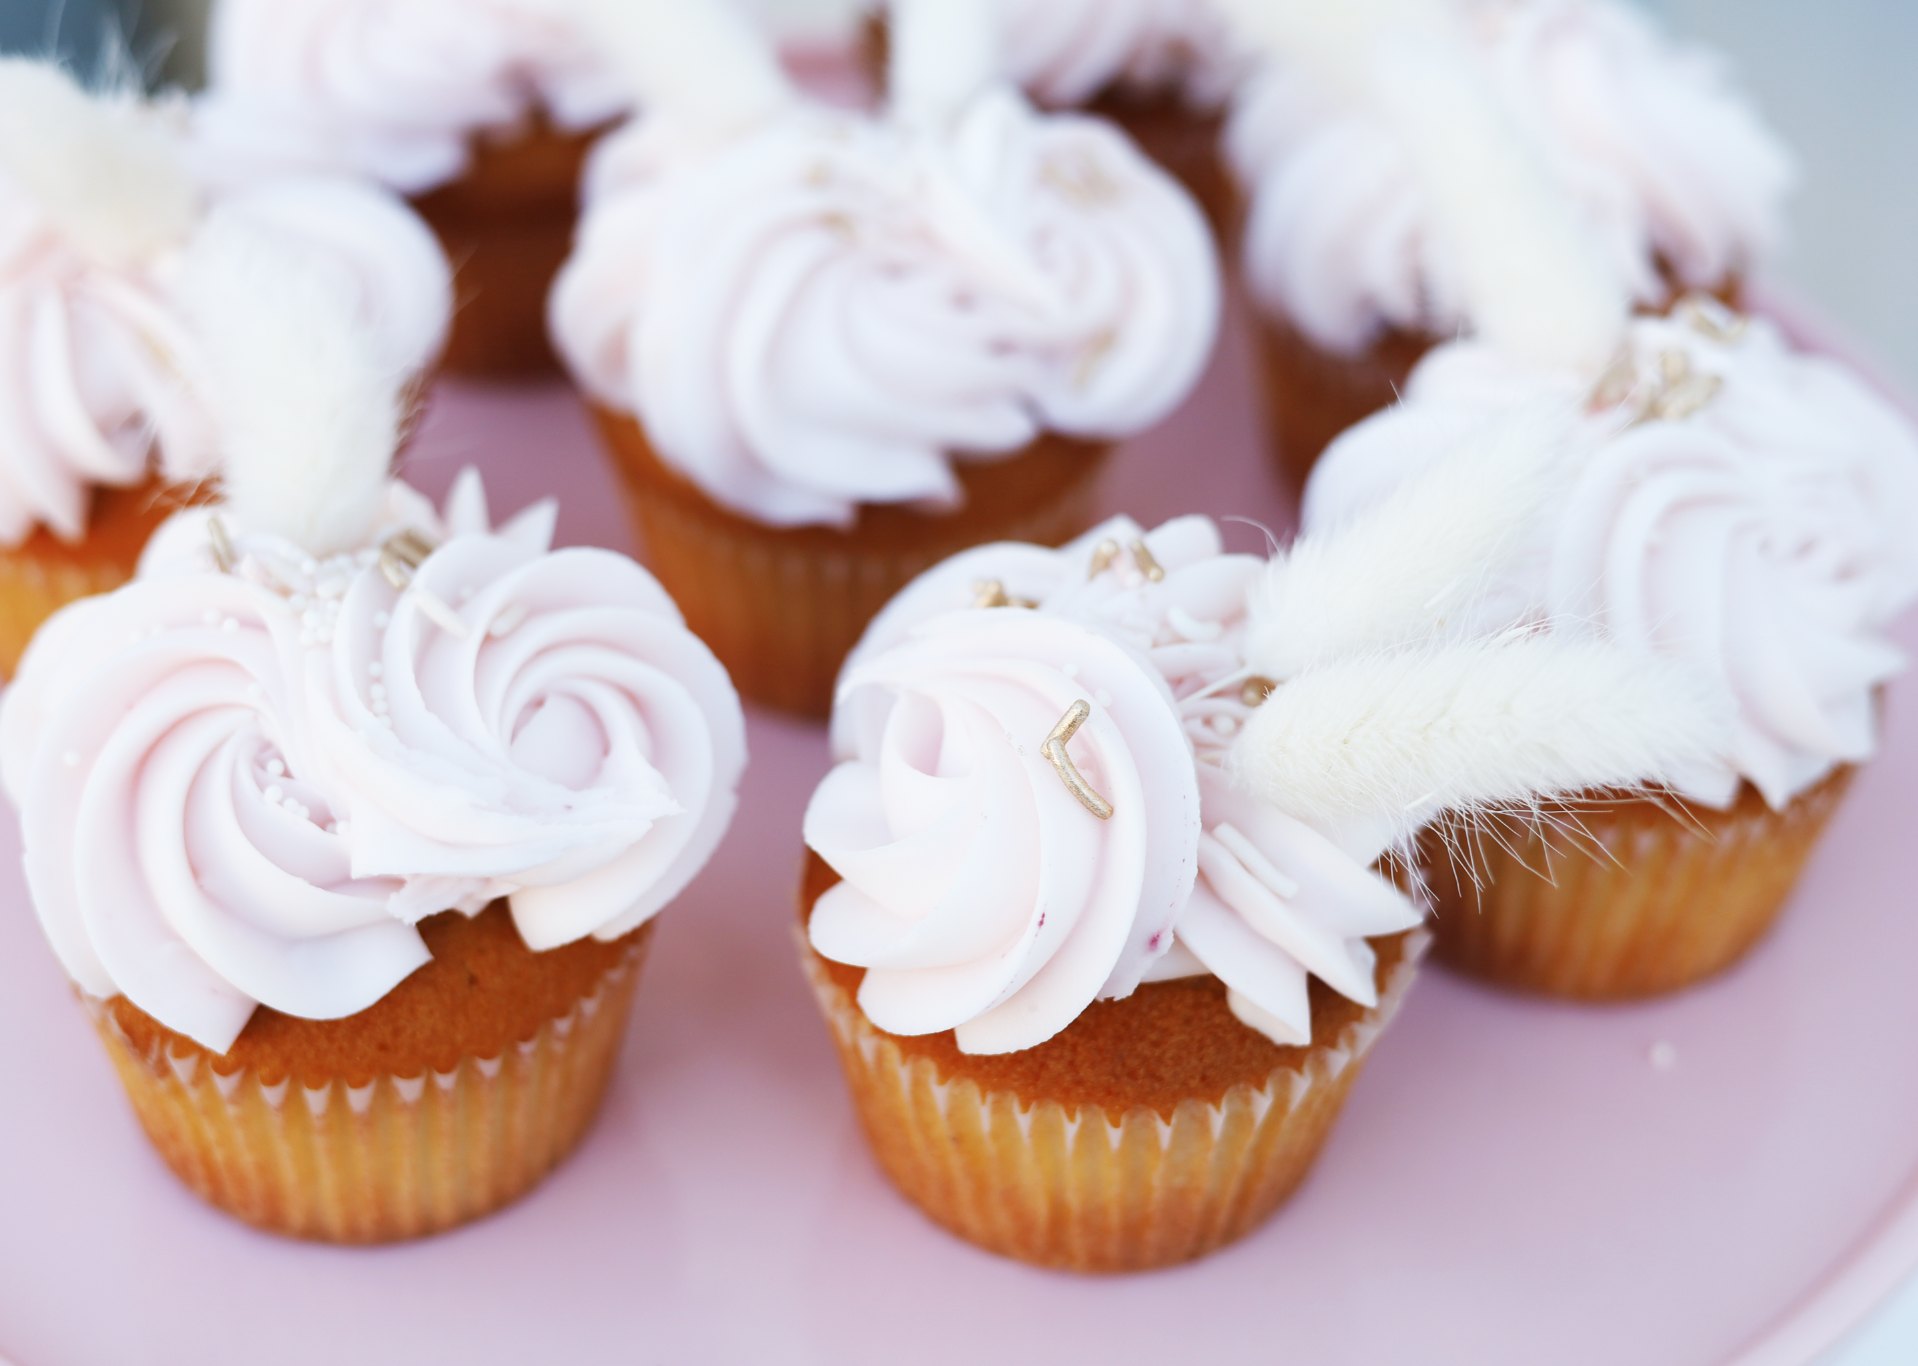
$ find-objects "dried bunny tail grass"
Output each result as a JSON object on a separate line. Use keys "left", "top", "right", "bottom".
{"left": 1247, "top": 403, "right": 1577, "bottom": 679}
{"left": 568, "top": 0, "right": 792, "bottom": 134}
{"left": 1213, "top": 0, "right": 1626, "bottom": 372}
{"left": 888, "top": 0, "right": 1001, "bottom": 128}
{"left": 0, "top": 56, "right": 196, "bottom": 266}
{"left": 1229, "top": 634, "right": 1733, "bottom": 846}
{"left": 184, "top": 212, "right": 397, "bottom": 557}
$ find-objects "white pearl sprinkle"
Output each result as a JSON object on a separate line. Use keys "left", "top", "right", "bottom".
{"left": 265, "top": 759, "right": 284, "bottom": 777}
{"left": 367, "top": 662, "right": 383, "bottom": 679}
{"left": 369, "top": 683, "right": 386, "bottom": 700}
{"left": 1095, "top": 689, "right": 1113, "bottom": 708}
{"left": 300, "top": 559, "right": 318, "bottom": 576}
{"left": 221, "top": 618, "right": 239, "bottom": 634}
{"left": 202, "top": 610, "right": 220, "bottom": 626}
{"left": 264, "top": 784, "right": 284, "bottom": 803}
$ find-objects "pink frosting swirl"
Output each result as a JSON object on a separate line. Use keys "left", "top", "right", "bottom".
{"left": 0, "top": 471, "right": 746, "bottom": 1053}
{"left": 812, "top": 515, "right": 1419, "bottom": 1051}
{"left": 1307, "top": 306, "right": 1918, "bottom": 809}
{"left": 0, "top": 110, "right": 450, "bottom": 548}
{"left": 1228, "top": 0, "right": 1793, "bottom": 352}
{"left": 198, "top": 0, "right": 632, "bottom": 193}
{"left": 998, "top": 0, "right": 1241, "bottom": 109}
{"left": 552, "top": 87, "right": 1219, "bottom": 527}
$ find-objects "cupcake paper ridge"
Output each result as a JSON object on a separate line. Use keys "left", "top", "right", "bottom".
{"left": 0, "top": 470, "right": 747, "bottom": 1054}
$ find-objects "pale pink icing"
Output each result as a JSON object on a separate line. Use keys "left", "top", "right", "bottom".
{"left": 1228, "top": 0, "right": 1793, "bottom": 353}
{"left": 997, "top": 0, "right": 1242, "bottom": 109}
{"left": 814, "top": 515, "right": 1418, "bottom": 1051}
{"left": 1306, "top": 306, "right": 1918, "bottom": 810}
{"left": 0, "top": 471, "right": 746, "bottom": 1053}
{"left": 196, "top": 0, "right": 633, "bottom": 195}
{"left": 552, "top": 86, "right": 1219, "bottom": 527}
{"left": 0, "top": 99, "right": 450, "bottom": 549}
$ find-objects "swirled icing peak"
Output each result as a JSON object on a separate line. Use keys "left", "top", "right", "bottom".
{"left": 552, "top": 84, "right": 1219, "bottom": 527}
{"left": 198, "top": 0, "right": 635, "bottom": 193}
{"left": 1228, "top": 0, "right": 1792, "bottom": 354}
{"left": 810, "top": 515, "right": 1418, "bottom": 1052}
{"left": 0, "top": 61, "right": 450, "bottom": 548}
{"left": 997, "top": 0, "right": 1242, "bottom": 109}
{"left": 1306, "top": 301, "right": 1918, "bottom": 809}
{"left": 0, "top": 470, "right": 747, "bottom": 1052}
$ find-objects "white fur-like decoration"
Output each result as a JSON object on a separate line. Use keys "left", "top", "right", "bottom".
{"left": 0, "top": 57, "right": 198, "bottom": 267}
{"left": 184, "top": 212, "right": 398, "bottom": 557}
{"left": 1231, "top": 635, "right": 1732, "bottom": 845}
{"left": 568, "top": 0, "right": 793, "bottom": 133}
{"left": 1248, "top": 402, "right": 1578, "bottom": 679}
{"left": 888, "top": 0, "right": 1002, "bottom": 128}
{"left": 1214, "top": 0, "right": 1627, "bottom": 373}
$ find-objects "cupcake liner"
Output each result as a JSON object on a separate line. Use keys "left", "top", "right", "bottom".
{"left": 798, "top": 927, "right": 1427, "bottom": 1273}
{"left": 593, "top": 406, "right": 1110, "bottom": 717}
{"left": 1424, "top": 768, "right": 1855, "bottom": 1000}
{"left": 412, "top": 118, "right": 606, "bottom": 380}
{"left": 83, "top": 932, "right": 649, "bottom": 1244}
{"left": 0, "top": 476, "right": 194, "bottom": 679}
{"left": 1253, "top": 311, "right": 1434, "bottom": 502}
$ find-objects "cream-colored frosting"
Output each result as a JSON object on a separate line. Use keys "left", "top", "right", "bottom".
{"left": 0, "top": 114, "right": 450, "bottom": 549}
{"left": 998, "top": 0, "right": 1241, "bottom": 109}
{"left": 0, "top": 470, "right": 746, "bottom": 1053}
{"left": 1306, "top": 304, "right": 1918, "bottom": 810}
{"left": 552, "top": 85, "right": 1219, "bottom": 527}
{"left": 197, "top": 0, "right": 632, "bottom": 194}
{"left": 810, "top": 515, "right": 1418, "bottom": 1051}
{"left": 1228, "top": 0, "right": 1793, "bottom": 353}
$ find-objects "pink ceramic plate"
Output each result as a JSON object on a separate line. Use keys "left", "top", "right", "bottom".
{"left": 1, "top": 297, "right": 1914, "bottom": 1366}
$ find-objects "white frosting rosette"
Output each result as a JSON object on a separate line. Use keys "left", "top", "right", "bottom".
{"left": 808, "top": 514, "right": 1419, "bottom": 1052}
{"left": 0, "top": 65, "right": 451, "bottom": 548}
{"left": 1227, "top": 0, "right": 1793, "bottom": 353}
{"left": 197, "top": 0, "right": 633, "bottom": 194}
{"left": 998, "top": 0, "right": 1242, "bottom": 109}
{"left": 1306, "top": 305, "right": 1918, "bottom": 810}
{"left": 0, "top": 470, "right": 746, "bottom": 1053}
{"left": 551, "top": 86, "right": 1219, "bottom": 527}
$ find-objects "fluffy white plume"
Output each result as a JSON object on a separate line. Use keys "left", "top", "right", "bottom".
{"left": 1214, "top": 0, "right": 1626, "bottom": 373}
{"left": 1248, "top": 403, "right": 1577, "bottom": 679}
{"left": 184, "top": 212, "right": 398, "bottom": 557}
{"left": 0, "top": 56, "right": 198, "bottom": 266}
{"left": 1230, "top": 635, "right": 1733, "bottom": 846}
{"left": 888, "top": 0, "right": 1002, "bottom": 128}
{"left": 568, "top": 0, "right": 793, "bottom": 133}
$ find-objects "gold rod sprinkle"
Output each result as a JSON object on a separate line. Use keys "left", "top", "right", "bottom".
{"left": 972, "top": 579, "right": 1010, "bottom": 609}
{"left": 1240, "top": 677, "right": 1276, "bottom": 708}
{"left": 1129, "top": 538, "right": 1165, "bottom": 583}
{"left": 206, "top": 515, "right": 235, "bottom": 574}
{"left": 1042, "top": 699, "right": 1114, "bottom": 821}
{"left": 1087, "top": 539, "right": 1120, "bottom": 581}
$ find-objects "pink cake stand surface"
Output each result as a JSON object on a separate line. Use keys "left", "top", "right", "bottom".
{"left": 2, "top": 294, "right": 1915, "bottom": 1366}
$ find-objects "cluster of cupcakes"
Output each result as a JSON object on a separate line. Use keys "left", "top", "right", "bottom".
{"left": 0, "top": 0, "right": 1913, "bottom": 1278}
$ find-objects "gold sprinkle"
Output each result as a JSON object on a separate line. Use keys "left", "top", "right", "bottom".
{"left": 1651, "top": 373, "right": 1723, "bottom": 422}
{"left": 207, "top": 515, "right": 235, "bottom": 574}
{"left": 973, "top": 579, "right": 1010, "bottom": 609}
{"left": 1587, "top": 352, "right": 1639, "bottom": 413}
{"left": 1087, "top": 539, "right": 1121, "bottom": 580}
{"left": 1043, "top": 700, "right": 1113, "bottom": 821}
{"left": 1129, "top": 537, "right": 1165, "bottom": 583}
{"left": 1041, "top": 152, "right": 1122, "bottom": 207}
{"left": 378, "top": 528, "right": 438, "bottom": 590}
{"left": 1676, "top": 293, "right": 1749, "bottom": 345}
{"left": 1659, "top": 350, "right": 1691, "bottom": 385}
{"left": 1240, "top": 677, "right": 1276, "bottom": 707}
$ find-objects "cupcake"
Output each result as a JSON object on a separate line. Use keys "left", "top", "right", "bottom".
{"left": 0, "top": 216, "right": 746, "bottom": 1242}
{"left": 1216, "top": 0, "right": 1792, "bottom": 494}
{"left": 799, "top": 420, "right": 1725, "bottom": 1269}
{"left": 1306, "top": 297, "right": 1918, "bottom": 997}
{"left": 0, "top": 57, "right": 450, "bottom": 678}
{"left": 197, "top": 0, "right": 639, "bottom": 378}
{"left": 864, "top": 0, "right": 1245, "bottom": 229}
{"left": 552, "top": 0, "right": 1219, "bottom": 717}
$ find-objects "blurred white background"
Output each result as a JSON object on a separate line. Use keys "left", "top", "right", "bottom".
{"left": 0, "top": 0, "right": 1913, "bottom": 1361}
